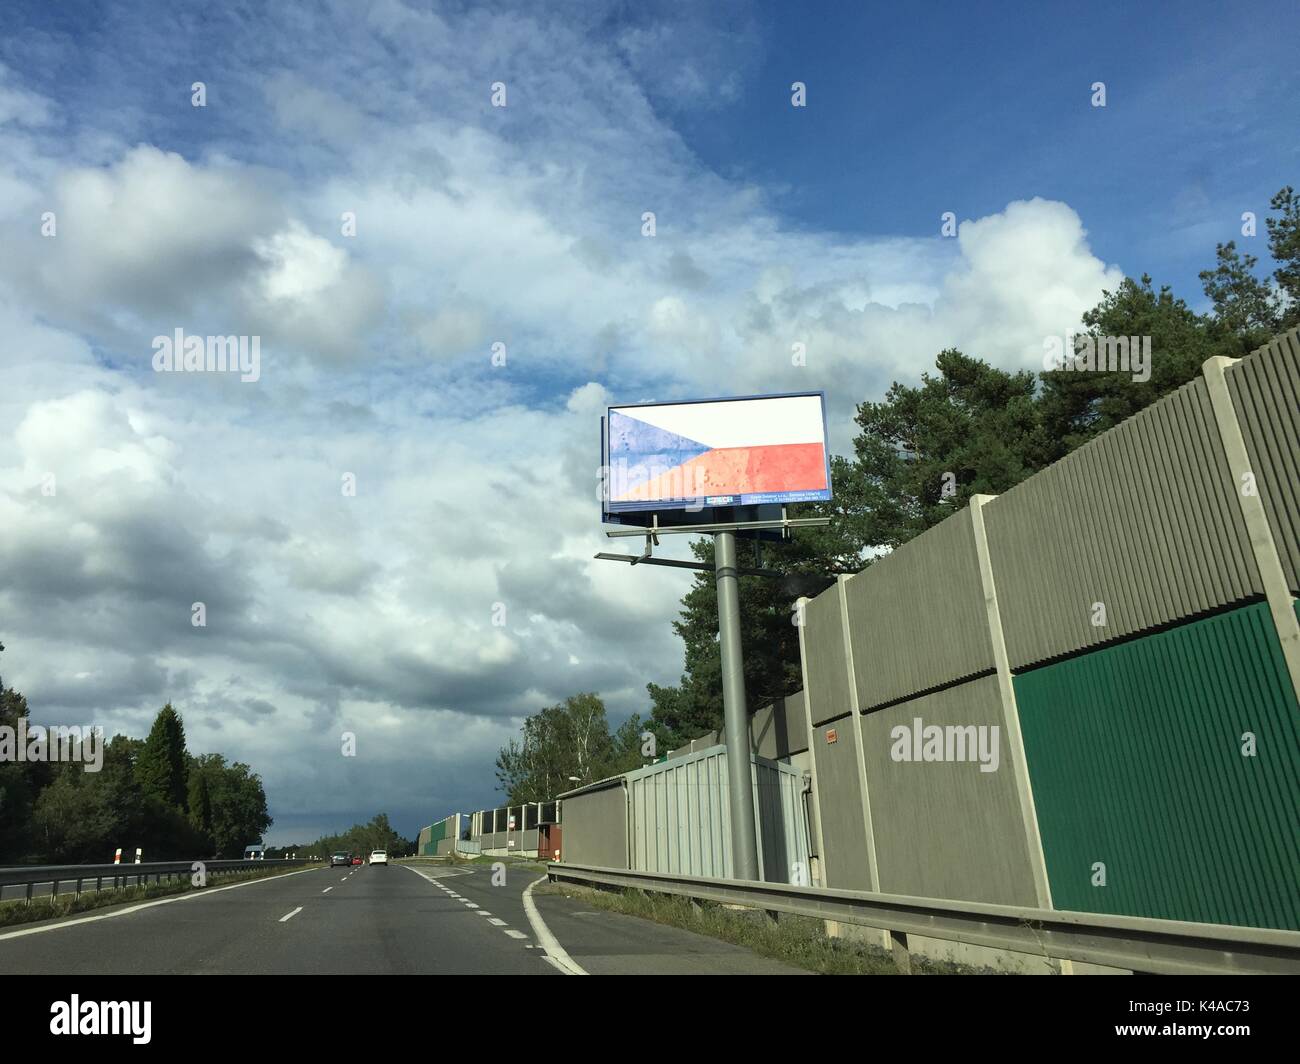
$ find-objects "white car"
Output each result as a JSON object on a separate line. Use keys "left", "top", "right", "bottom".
{"left": 369, "top": 850, "right": 388, "bottom": 866}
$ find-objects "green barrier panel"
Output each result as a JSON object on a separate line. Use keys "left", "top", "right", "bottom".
{"left": 1015, "top": 601, "right": 1300, "bottom": 930}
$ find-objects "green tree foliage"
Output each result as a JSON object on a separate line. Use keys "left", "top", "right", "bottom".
{"left": 495, "top": 693, "right": 648, "bottom": 803}
{"left": 1036, "top": 274, "right": 1226, "bottom": 456}
{"left": 31, "top": 763, "right": 121, "bottom": 863}
{"left": 134, "top": 703, "right": 189, "bottom": 811}
{"left": 190, "top": 754, "right": 273, "bottom": 857}
{"left": 186, "top": 764, "right": 214, "bottom": 839}
{"left": 1199, "top": 242, "right": 1280, "bottom": 348}
{"left": 847, "top": 349, "right": 1048, "bottom": 547}
{"left": 16, "top": 710, "right": 272, "bottom": 863}
{"left": 28, "top": 734, "right": 210, "bottom": 863}
{"left": 308, "top": 813, "right": 408, "bottom": 860}
{"left": 1265, "top": 185, "right": 1300, "bottom": 328}
{"left": 0, "top": 676, "right": 50, "bottom": 861}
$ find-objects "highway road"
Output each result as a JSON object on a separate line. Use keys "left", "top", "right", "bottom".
{"left": 0, "top": 860, "right": 804, "bottom": 975}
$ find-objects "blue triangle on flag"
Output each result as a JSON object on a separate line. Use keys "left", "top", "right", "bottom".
{"left": 608, "top": 410, "right": 711, "bottom": 497}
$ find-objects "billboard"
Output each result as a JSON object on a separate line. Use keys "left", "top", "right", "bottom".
{"left": 603, "top": 392, "right": 832, "bottom": 514}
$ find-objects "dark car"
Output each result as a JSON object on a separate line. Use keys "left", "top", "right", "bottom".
{"left": 330, "top": 852, "right": 351, "bottom": 867}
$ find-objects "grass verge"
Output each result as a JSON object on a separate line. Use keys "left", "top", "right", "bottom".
{"left": 535, "top": 880, "right": 988, "bottom": 975}
{"left": 0, "top": 863, "right": 317, "bottom": 930}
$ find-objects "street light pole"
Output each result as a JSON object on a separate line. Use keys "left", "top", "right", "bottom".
{"left": 714, "top": 529, "right": 760, "bottom": 881}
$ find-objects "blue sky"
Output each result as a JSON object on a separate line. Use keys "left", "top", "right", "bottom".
{"left": 0, "top": 0, "right": 1296, "bottom": 843}
{"left": 674, "top": 0, "right": 1300, "bottom": 300}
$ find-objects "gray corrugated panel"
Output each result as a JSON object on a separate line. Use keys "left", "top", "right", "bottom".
{"left": 691, "top": 733, "right": 720, "bottom": 752}
{"left": 984, "top": 376, "right": 1262, "bottom": 669}
{"left": 859, "top": 675, "right": 1039, "bottom": 906}
{"left": 560, "top": 783, "right": 628, "bottom": 868}
{"left": 629, "top": 749, "right": 729, "bottom": 877}
{"left": 671, "top": 692, "right": 811, "bottom": 762}
{"left": 777, "top": 691, "right": 810, "bottom": 755}
{"left": 843, "top": 508, "right": 995, "bottom": 708}
{"left": 786, "top": 750, "right": 817, "bottom": 856}
{"left": 809, "top": 717, "right": 873, "bottom": 890}
{"left": 749, "top": 703, "right": 776, "bottom": 758}
{"left": 750, "top": 692, "right": 810, "bottom": 758}
{"left": 803, "top": 584, "right": 852, "bottom": 725}
{"left": 756, "top": 756, "right": 807, "bottom": 882}
{"left": 1228, "top": 327, "right": 1300, "bottom": 593}
{"left": 624, "top": 746, "right": 809, "bottom": 882}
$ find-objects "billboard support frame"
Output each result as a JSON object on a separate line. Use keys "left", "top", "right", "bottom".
{"left": 593, "top": 553, "right": 783, "bottom": 577}
{"left": 603, "top": 507, "right": 831, "bottom": 539}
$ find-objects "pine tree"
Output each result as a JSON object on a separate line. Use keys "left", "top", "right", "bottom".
{"left": 187, "top": 765, "right": 214, "bottom": 839}
{"left": 1266, "top": 186, "right": 1300, "bottom": 328}
{"left": 1199, "top": 242, "right": 1279, "bottom": 346}
{"left": 135, "top": 703, "right": 189, "bottom": 811}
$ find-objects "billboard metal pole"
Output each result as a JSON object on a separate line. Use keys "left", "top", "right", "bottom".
{"left": 715, "top": 529, "right": 760, "bottom": 882}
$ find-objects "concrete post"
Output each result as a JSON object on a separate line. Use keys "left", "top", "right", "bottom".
{"left": 1202, "top": 356, "right": 1300, "bottom": 705}
{"left": 969, "top": 495, "right": 1054, "bottom": 911}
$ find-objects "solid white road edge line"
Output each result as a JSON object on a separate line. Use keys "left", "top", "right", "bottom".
{"left": 522, "top": 875, "right": 588, "bottom": 976}
{"left": 0, "top": 866, "right": 320, "bottom": 942}
{"left": 279, "top": 907, "right": 303, "bottom": 923}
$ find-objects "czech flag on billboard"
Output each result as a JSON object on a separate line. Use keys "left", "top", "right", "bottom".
{"left": 604, "top": 392, "right": 832, "bottom": 513}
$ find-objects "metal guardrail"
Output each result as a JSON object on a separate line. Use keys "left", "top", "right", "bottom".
{"left": 547, "top": 863, "right": 1300, "bottom": 975}
{"left": 0, "top": 858, "right": 312, "bottom": 904}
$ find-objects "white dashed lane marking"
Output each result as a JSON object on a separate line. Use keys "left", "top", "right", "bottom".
{"left": 279, "top": 907, "right": 303, "bottom": 923}
{"left": 402, "top": 863, "right": 539, "bottom": 950}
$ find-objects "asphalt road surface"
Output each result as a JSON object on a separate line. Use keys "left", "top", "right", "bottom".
{"left": 0, "top": 861, "right": 804, "bottom": 975}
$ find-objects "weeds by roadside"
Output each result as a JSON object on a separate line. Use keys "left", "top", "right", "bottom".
{"left": 534, "top": 881, "right": 989, "bottom": 975}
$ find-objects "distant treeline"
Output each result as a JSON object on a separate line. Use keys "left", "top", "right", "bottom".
{"left": 0, "top": 651, "right": 272, "bottom": 864}
{"left": 295, "top": 812, "right": 411, "bottom": 859}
